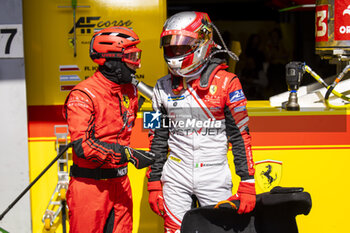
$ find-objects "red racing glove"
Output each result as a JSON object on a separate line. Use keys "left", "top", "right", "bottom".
{"left": 228, "top": 182, "right": 256, "bottom": 214}
{"left": 147, "top": 181, "right": 165, "bottom": 216}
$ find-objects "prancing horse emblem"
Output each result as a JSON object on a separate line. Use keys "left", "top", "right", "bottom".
{"left": 123, "top": 94, "right": 130, "bottom": 108}
{"left": 255, "top": 160, "right": 283, "bottom": 192}
{"left": 261, "top": 164, "right": 277, "bottom": 186}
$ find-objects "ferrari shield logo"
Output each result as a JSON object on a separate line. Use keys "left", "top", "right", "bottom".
{"left": 209, "top": 85, "right": 217, "bottom": 95}
{"left": 255, "top": 160, "right": 282, "bottom": 192}
{"left": 123, "top": 95, "right": 130, "bottom": 108}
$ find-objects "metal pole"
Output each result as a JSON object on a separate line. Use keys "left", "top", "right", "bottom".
{"left": 0, "top": 143, "right": 72, "bottom": 221}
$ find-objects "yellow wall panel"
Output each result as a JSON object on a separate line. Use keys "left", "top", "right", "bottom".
{"left": 252, "top": 148, "right": 350, "bottom": 233}
{"left": 29, "top": 140, "right": 70, "bottom": 233}
{"left": 23, "top": 0, "right": 167, "bottom": 106}
{"left": 29, "top": 137, "right": 350, "bottom": 233}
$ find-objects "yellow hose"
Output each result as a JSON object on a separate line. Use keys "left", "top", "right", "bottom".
{"left": 304, "top": 65, "right": 350, "bottom": 109}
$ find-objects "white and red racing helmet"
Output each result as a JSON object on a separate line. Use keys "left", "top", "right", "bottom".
{"left": 160, "top": 11, "right": 216, "bottom": 77}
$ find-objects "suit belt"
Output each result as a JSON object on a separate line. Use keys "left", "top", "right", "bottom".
{"left": 70, "top": 164, "right": 128, "bottom": 180}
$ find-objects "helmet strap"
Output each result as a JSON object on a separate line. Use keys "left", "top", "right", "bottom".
{"left": 171, "top": 75, "right": 184, "bottom": 93}
{"left": 90, "top": 52, "right": 122, "bottom": 60}
{"left": 173, "top": 60, "right": 209, "bottom": 79}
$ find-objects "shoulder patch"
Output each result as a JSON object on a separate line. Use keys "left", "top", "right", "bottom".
{"left": 229, "top": 89, "right": 245, "bottom": 103}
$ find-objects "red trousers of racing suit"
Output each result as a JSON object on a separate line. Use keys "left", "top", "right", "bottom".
{"left": 66, "top": 176, "right": 132, "bottom": 233}
{"left": 63, "top": 71, "right": 138, "bottom": 233}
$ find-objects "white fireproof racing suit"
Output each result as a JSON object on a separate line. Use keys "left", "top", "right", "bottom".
{"left": 147, "top": 61, "right": 255, "bottom": 228}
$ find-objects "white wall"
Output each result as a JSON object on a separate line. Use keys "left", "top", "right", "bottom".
{"left": 0, "top": 0, "right": 31, "bottom": 232}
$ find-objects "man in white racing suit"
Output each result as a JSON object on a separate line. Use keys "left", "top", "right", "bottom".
{"left": 146, "top": 11, "right": 256, "bottom": 233}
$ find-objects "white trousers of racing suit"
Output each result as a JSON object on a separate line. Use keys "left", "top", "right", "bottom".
{"left": 148, "top": 65, "right": 254, "bottom": 232}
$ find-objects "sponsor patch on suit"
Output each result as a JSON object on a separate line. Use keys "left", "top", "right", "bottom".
{"left": 229, "top": 89, "right": 245, "bottom": 103}
{"left": 168, "top": 95, "right": 185, "bottom": 101}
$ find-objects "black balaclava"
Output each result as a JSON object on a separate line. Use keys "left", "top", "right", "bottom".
{"left": 99, "top": 59, "right": 136, "bottom": 84}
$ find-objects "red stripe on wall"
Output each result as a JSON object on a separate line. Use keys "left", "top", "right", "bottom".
{"left": 28, "top": 106, "right": 350, "bottom": 147}
{"left": 28, "top": 105, "right": 67, "bottom": 138}
{"left": 60, "top": 85, "right": 76, "bottom": 91}
{"left": 249, "top": 114, "right": 349, "bottom": 146}
{"left": 250, "top": 115, "right": 347, "bottom": 132}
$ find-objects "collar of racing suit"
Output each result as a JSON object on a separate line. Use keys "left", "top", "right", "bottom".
{"left": 198, "top": 58, "right": 228, "bottom": 90}
{"left": 171, "top": 58, "right": 228, "bottom": 93}
{"left": 95, "top": 71, "right": 122, "bottom": 97}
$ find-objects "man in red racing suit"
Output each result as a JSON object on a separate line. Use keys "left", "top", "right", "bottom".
{"left": 147, "top": 12, "right": 256, "bottom": 233}
{"left": 63, "top": 26, "right": 156, "bottom": 233}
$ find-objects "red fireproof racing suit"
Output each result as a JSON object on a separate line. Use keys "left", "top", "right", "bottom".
{"left": 63, "top": 71, "right": 138, "bottom": 233}
{"left": 148, "top": 62, "right": 255, "bottom": 232}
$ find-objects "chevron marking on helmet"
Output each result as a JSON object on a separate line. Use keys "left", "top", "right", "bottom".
{"left": 108, "top": 32, "right": 137, "bottom": 41}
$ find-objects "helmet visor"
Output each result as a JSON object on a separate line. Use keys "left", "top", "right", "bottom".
{"left": 163, "top": 45, "right": 194, "bottom": 58}
{"left": 161, "top": 35, "right": 200, "bottom": 58}
{"left": 123, "top": 46, "right": 142, "bottom": 67}
{"left": 161, "top": 34, "right": 199, "bottom": 48}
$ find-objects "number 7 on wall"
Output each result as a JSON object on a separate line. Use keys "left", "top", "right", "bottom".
{"left": 0, "top": 24, "right": 23, "bottom": 58}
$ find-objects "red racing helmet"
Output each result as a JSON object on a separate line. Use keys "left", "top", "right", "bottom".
{"left": 90, "top": 26, "right": 141, "bottom": 67}
{"left": 160, "top": 11, "right": 215, "bottom": 77}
